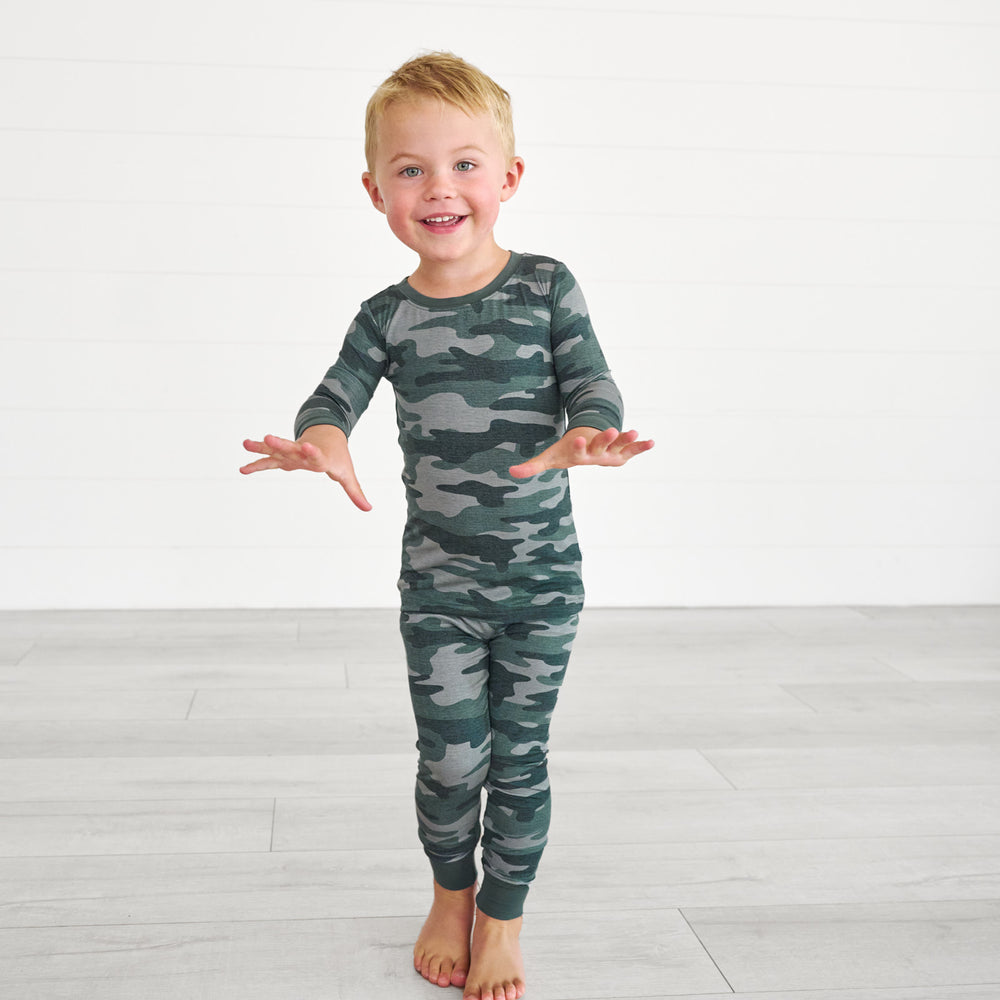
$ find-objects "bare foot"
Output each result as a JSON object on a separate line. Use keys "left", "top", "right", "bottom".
{"left": 414, "top": 881, "right": 476, "bottom": 988}
{"left": 463, "top": 909, "right": 526, "bottom": 1000}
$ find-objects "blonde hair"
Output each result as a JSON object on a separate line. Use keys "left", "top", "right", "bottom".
{"left": 364, "top": 52, "right": 516, "bottom": 174}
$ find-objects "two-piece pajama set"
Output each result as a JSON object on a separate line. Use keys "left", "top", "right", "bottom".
{"left": 295, "top": 252, "right": 623, "bottom": 919}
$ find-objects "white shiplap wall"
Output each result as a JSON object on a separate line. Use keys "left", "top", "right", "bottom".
{"left": 2, "top": 1, "right": 998, "bottom": 608}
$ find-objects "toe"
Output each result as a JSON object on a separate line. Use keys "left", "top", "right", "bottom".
{"left": 451, "top": 965, "right": 468, "bottom": 987}
{"left": 415, "top": 945, "right": 430, "bottom": 978}
{"left": 438, "top": 958, "right": 454, "bottom": 988}
{"left": 427, "top": 956, "right": 443, "bottom": 985}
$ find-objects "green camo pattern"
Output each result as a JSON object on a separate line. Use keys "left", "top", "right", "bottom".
{"left": 400, "top": 609, "right": 579, "bottom": 917}
{"left": 295, "top": 252, "right": 623, "bottom": 619}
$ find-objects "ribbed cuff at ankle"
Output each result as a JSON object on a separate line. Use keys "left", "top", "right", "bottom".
{"left": 429, "top": 853, "right": 478, "bottom": 892}
{"left": 476, "top": 873, "right": 529, "bottom": 920}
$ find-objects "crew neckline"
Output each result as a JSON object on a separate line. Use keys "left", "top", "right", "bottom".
{"left": 398, "top": 252, "right": 522, "bottom": 308}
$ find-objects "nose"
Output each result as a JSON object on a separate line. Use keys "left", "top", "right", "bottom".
{"left": 423, "top": 169, "right": 455, "bottom": 200}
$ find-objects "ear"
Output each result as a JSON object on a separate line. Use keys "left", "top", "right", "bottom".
{"left": 362, "top": 172, "right": 387, "bottom": 214}
{"left": 499, "top": 156, "right": 525, "bottom": 203}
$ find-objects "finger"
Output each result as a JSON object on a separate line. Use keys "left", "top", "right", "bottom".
{"left": 262, "top": 434, "right": 298, "bottom": 454}
{"left": 600, "top": 429, "right": 641, "bottom": 460}
{"left": 242, "top": 438, "right": 270, "bottom": 455}
{"left": 583, "top": 428, "right": 617, "bottom": 459}
{"left": 239, "top": 456, "right": 281, "bottom": 475}
{"left": 509, "top": 458, "right": 545, "bottom": 479}
{"left": 339, "top": 475, "right": 373, "bottom": 512}
{"left": 609, "top": 429, "right": 640, "bottom": 450}
{"left": 614, "top": 438, "right": 656, "bottom": 464}
{"left": 297, "top": 441, "right": 331, "bottom": 471}
{"left": 622, "top": 436, "right": 655, "bottom": 454}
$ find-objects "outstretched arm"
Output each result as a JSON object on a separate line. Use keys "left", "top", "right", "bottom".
{"left": 509, "top": 426, "right": 654, "bottom": 479}
{"left": 240, "top": 425, "right": 372, "bottom": 511}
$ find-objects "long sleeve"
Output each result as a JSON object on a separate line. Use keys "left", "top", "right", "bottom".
{"left": 548, "top": 264, "right": 624, "bottom": 433}
{"left": 294, "top": 301, "right": 388, "bottom": 439}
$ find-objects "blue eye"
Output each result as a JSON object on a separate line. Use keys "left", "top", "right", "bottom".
{"left": 455, "top": 161, "right": 474, "bottom": 172}
{"left": 402, "top": 166, "right": 421, "bottom": 178}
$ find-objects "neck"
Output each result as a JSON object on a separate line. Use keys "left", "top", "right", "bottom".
{"left": 409, "top": 245, "right": 511, "bottom": 299}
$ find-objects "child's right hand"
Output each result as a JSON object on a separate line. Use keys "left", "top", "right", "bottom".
{"left": 240, "top": 430, "right": 372, "bottom": 511}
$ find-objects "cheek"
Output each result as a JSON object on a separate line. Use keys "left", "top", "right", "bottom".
{"left": 382, "top": 192, "right": 415, "bottom": 229}
{"left": 381, "top": 198, "right": 425, "bottom": 250}
{"left": 469, "top": 182, "right": 502, "bottom": 224}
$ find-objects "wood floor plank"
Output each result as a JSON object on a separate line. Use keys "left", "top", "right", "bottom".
{"left": 7, "top": 643, "right": 351, "bottom": 688}
{"left": 533, "top": 835, "right": 1000, "bottom": 910}
{"left": 0, "top": 606, "right": 997, "bottom": 997}
{"left": 0, "top": 641, "right": 31, "bottom": 666}
{"left": 271, "top": 786, "right": 1000, "bottom": 853}
{"left": 702, "top": 745, "right": 1000, "bottom": 789}
{"left": 0, "top": 608, "right": 303, "bottom": 641}
{"left": 0, "top": 910, "right": 729, "bottom": 1000}
{"left": 188, "top": 684, "right": 414, "bottom": 720}
{"left": 0, "top": 718, "right": 418, "bottom": 758}
{"left": 558, "top": 680, "right": 818, "bottom": 715}
{"left": 592, "top": 988, "right": 1000, "bottom": 1000}
{"left": 682, "top": 900, "right": 1000, "bottom": 992}
{"left": 0, "top": 690, "right": 194, "bottom": 721}
{"left": 548, "top": 785, "right": 1000, "bottom": 844}
{"left": 271, "top": 795, "right": 415, "bottom": 852}
{"left": 2, "top": 706, "right": 997, "bottom": 758}
{"left": 347, "top": 647, "right": 910, "bottom": 689}
{"left": 3, "top": 835, "right": 998, "bottom": 928}
{"left": 555, "top": 706, "right": 1000, "bottom": 751}
{"left": 785, "top": 680, "right": 1000, "bottom": 714}
{"left": 880, "top": 655, "right": 1000, "bottom": 681}
{"left": 0, "top": 849, "right": 428, "bottom": 927}
{"left": 0, "top": 754, "right": 414, "bottom": 801}
{"left": 0, "top": 799, "right": 274, "bottom": 857}
{"left": 0, "top": 749, "right": 727, "bottom": 802}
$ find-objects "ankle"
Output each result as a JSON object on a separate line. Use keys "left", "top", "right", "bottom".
{"left": 431, "top": 879, "right": 476, "bottom": 910}
{"left": 476, "top": 874, "right": 528, "bottom": 921}
{"left": 474, "top": 908, "right": 522, "bottom": 933}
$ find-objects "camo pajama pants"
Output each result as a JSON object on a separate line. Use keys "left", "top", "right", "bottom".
{"left": 399, "top": 609, "right": 579, "bottom": 920}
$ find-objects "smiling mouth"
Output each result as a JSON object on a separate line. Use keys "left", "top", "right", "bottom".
{"left": 421, "top": 215, "right": 466, "bottom": 228}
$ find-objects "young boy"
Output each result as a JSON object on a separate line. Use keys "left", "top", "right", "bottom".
{"left": 241, "top": 52, "right": 653, "bottom": 1000}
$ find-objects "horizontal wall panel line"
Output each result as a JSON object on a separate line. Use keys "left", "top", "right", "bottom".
{"left": 4, "top": 408, "right": 997, "bottom": 420}
{"left": 2, "top": 55, "right": 999, "bottom": 95}
{"left": 6, "top": 338, "right": 1000, "bottom": 358}
{"left": 4, "top": 478, "right": 999, "bottom": 487}
{"left": 3, "top": 545, "right": 999, "bottom": 552}
{"left": 1, "top": 268, "right": 997, "bottom": 291}
{"left": 3, "top": 200, "right": 998, "bottom": 227}
{"left": 3, "top": 127, "right": 999, "bottom": 161}
{"left": 85, "top": 2, "right": 1000, "bottom": 28}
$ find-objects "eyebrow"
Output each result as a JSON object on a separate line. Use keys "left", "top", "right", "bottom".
{"left": 388, "top": 145, "right": 488, "bottom": 164}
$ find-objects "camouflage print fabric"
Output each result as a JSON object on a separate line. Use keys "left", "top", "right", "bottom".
{"left": 294, "top": 252, "right": 624, "bottom": 917}
{"left": 295, "top": 252, "right": 624, "bottom": 622}
{"left": 400, "top": 609, "right": 578, "bottom": 920}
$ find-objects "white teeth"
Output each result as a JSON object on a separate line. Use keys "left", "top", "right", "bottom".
{"left": 425, "top": 216, "right": 460, "bottom": 223}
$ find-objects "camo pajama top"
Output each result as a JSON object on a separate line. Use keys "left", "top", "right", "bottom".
{"left": 295, "top": 252, "right": 624, "bottom": 622}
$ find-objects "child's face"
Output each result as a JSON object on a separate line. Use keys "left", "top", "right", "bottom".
{"left": 362, "top": 98, "right": 523, "bottom": 274}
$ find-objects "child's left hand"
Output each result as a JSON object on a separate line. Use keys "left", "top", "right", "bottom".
{"left": 509, "top": 427, "right": 654, "bottom": 479}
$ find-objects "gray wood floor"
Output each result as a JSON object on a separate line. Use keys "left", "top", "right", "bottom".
{"left": 1, "top": 606, "right": 999, "bottom": 999}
